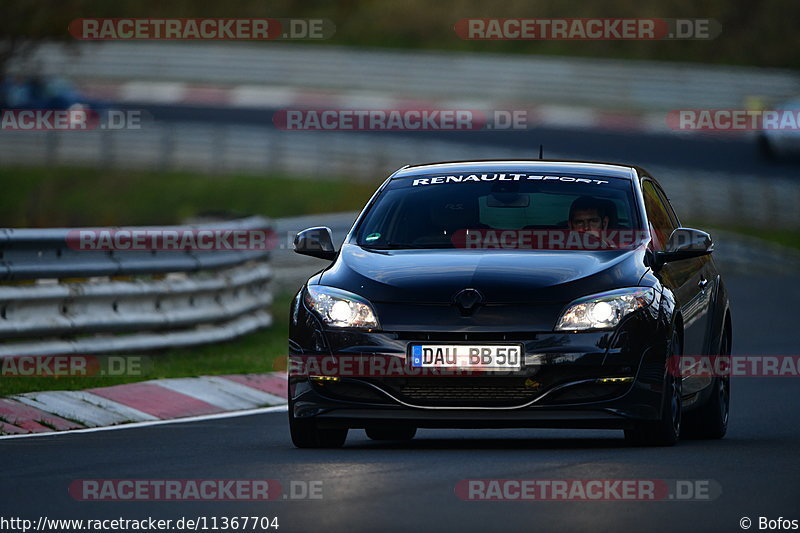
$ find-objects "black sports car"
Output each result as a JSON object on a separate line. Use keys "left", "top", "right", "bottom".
{"left": 287, "top": 160, "right": 731, "bottom": 448}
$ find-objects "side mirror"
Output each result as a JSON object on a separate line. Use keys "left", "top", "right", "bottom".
{"left": 656, "top": 228, "right": 713, "bottom": 266}
{"left": 293, "top": 226, "right": 337, "bottom": 260}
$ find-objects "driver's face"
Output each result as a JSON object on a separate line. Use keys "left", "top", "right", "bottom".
{"left": 569, "top": 208, "right": 608, "bottom": 231}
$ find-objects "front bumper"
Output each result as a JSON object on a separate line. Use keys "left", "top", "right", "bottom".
{"left": 292, "top": 384, "right": 655, "bottom": 430}
{"left": 288, "top": 298, "right": 674, "bottom": 428}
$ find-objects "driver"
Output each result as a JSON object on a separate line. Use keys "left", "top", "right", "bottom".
{"left": 565, "top": 196, "right": 618, "bottom": 250}
{"left": 568, "top": 196, "right": 610, "bottom": 231}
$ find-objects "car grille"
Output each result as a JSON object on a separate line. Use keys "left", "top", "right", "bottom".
{"left": 384, "top": 378, "right": 543, "bottom": 407}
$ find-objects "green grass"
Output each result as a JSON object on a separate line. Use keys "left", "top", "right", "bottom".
{"left": 717, "top": 226, "right": 800, "bottom": 251}
{"left": 686, "top": 221, "right": 800, "bottom": 252}
{"left": 0, "top": 166, "right": 377, "bottom": 227}
{"left": 0, "top": 291, "right": 294, "bottom": 396}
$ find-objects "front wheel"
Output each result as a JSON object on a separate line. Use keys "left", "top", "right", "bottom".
{"left": 757, "top": 134, "right": 775, "bottom": 160}
{"left": 625, "top": 330, "right": 682, "bottom": 447}
{"left": 682, "top": 328, "right": 731, "bottom": 440}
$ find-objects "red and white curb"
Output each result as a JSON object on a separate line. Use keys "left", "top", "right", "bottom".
{"left": 0, "top": 372, "right": 287, "bottom": 437}
{"left": 80, "top": 80, "right": 673, "bottom": 134}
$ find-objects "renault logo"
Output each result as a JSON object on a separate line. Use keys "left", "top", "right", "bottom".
{"left": 453, "top": 288, "right": 483, "bottom": 316}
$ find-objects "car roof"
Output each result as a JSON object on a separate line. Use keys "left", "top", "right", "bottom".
{"left": 391, "top": 160, "right": 639, "bottom": 180}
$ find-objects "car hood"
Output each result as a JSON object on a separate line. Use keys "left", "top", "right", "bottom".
{"left": 319, "top": 243, "right": 648, "bottom": 305}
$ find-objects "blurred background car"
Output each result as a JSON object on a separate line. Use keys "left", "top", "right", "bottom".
{"left": 0, "top": 75, "right": 107, "bottom": 112}
{"left": 757, "top": 97, "right": 800, "bottom": 160}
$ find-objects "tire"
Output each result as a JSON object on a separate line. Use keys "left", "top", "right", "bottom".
{"left": 288, "top": 409, "right": 348, "bottom": 448}
{"left": 757, "top": 134, "right": 775, "bottom": 160}
{"left": 625, "top": 329, "right": 682, "bottom": 447}
{"left": 365, "top": 426, "right": 417, "bottom": 441}
{"left": 682, "top": 328, "right": 730, "bottom": 440}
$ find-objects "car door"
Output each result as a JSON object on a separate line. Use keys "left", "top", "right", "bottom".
{"left": 641, "top": 179, "right": 711, "bottom": 356}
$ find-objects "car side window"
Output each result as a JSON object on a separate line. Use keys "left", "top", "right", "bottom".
{"left": 653, "top": 183, "right": 680, "bottom": 228}
{"left": 641, "top": 180, "right": 677, "bottom": 251}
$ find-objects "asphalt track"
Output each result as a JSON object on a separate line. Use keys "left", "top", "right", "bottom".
{"left": 2, "top": 273, "right": 799, "bottom": 533}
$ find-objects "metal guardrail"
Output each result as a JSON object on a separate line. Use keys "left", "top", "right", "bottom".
{"left": 10, "top": 42, "right": 800, "bottom": 111}
{"left": 0, "top": 216, "right": 273, "bottom": 357}
{"left": 0, "top": 215, "right": 272, "bottom": 280}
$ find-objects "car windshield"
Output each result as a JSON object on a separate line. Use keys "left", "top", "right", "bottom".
{"left": 354, "top": 172, "right": 641, "bottom": 250}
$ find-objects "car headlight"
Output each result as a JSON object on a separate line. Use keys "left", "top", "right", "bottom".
{"left": 304, "top": 285, "right": 380, "bottom": 329}
{"left": 555, "top": 287, "right": 656, "bottom": 331}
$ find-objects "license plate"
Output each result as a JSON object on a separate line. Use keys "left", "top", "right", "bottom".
{"left": 410, "top": 344, "right": 522, "bottom": 369}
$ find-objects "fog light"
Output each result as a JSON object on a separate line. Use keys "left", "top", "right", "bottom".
{"left": 597, "top": 376, "right": 634, "bottom": 384}
{"left": 310, "top": 375, "right": 340, "bottom": 382}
